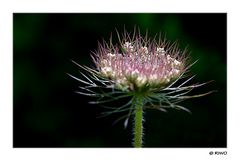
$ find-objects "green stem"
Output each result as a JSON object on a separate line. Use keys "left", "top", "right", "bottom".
{"left": 134, "top": 96, "right": 144, "bottom": 148}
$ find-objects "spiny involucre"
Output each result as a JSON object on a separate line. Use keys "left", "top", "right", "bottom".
{"left": 69, "top": 29, "right": 213, "bottom": 118}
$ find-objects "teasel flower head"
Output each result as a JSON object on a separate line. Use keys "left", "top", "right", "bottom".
{"left": 97, "top": 38, "right": 185, "bottom": 91}
{"left": 69, "top": 29, "right": 214, "bottom": 147}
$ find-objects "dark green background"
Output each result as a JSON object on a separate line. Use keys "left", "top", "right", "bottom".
{"left": 13, "top": 13, "right": 226, "bottom": 147}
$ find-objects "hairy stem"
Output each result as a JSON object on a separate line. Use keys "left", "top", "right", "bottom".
{"left": 134, "top": 96, "right": 144, "bottom": 148}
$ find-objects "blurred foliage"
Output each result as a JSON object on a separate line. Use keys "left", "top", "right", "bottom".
{"left": 13, "top": 13, "right": 226, "bottom": 147}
